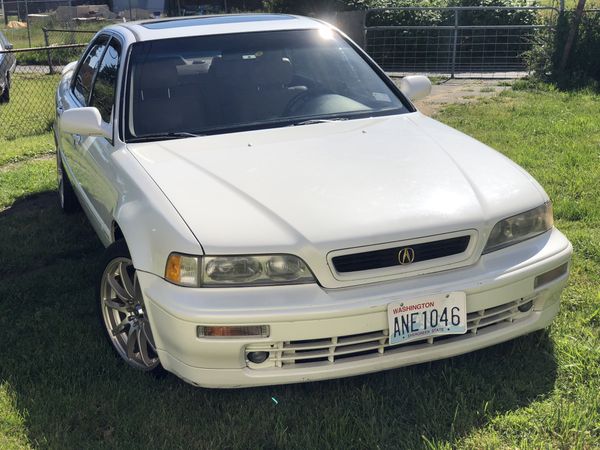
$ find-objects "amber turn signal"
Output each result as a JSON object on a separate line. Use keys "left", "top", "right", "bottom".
{"left": 165, "top": 254, "right": 181, "bottom": 283}
{"left": 165, "top": 253, "right": 199, "bottom": 286}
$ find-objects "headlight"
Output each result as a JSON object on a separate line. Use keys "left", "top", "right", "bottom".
{"left": 165, "top": 254, "right": 315, "bottom": 287}
{"left": 483, "top": 202, "right": 553, "bottom": 254}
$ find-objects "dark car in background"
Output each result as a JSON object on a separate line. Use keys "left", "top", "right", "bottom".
{"left": 0, "top": 31, "right": 16, "bottom": 103}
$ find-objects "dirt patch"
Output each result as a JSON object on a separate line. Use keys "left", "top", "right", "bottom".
{"left": 390, "top": 78, "right": 513, "bottom": 116}
{"left": 0, "top": 154, "right": 54, "bottom": 173}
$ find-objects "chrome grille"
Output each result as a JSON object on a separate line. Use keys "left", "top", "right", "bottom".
{"left": 245, "top": 297, "right": 534, "bottom": 369}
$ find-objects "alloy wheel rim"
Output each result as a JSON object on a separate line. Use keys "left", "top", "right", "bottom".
{"left": 100, "top": 257, "right": 159, "bottom": 370}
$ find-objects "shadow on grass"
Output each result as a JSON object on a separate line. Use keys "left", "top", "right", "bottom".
{"left": 0, "top": 191, "right": 558, "bottom": 449}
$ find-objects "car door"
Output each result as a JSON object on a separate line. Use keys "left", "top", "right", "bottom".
{"left": 58, "top": 35, "right": 109, "bottom": 198}
{"left": 79, "top": 37, "right": 123, "bottom": 236}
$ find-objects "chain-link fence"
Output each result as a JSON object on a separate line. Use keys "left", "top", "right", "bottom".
{"left": 0, "top": 44, "right": 86, "bottom": 138}
{"left": 364, "top": 6, "right": 559, "bottom": 78}
{"left": 0, "top": 0, "right": 116, "bottom": 49}
{"left": 43, "top": 27, "right": 98, "bottom": 45}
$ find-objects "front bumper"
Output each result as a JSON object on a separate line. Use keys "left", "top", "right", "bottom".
{"left": 139, "top": 228, "right": 572, "bottom": 388}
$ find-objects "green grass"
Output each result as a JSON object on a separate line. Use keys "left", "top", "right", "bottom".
{"left": 0, "top": 74, "right": 61, "bottom": 139}
{"left": 0, "top": 382, "right": 31, "bottom": 450}
{"left": 1, "top": 23, "right": 53, "bottom": 49}
{"left": 0, "top": 132, "right": 54, "bottom": 166}
{"left": 438, "top": 87, "right": 600, "bottom": 225}
{"left": 0, "top": 158, "right": 55, "bottom": 208}
{"left": 0, "top": 87, "right": 598, "bottom": 449}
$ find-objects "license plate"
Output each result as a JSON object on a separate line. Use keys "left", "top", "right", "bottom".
{"left": 388, "top": 292, "right": 467, "bottom": 345}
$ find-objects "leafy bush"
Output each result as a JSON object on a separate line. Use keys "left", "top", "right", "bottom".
{"left": 527, "top": 10, "right": 600, "bottom": 88}
{"left": 265, "top": 0, "right": 538, "bottom": 26}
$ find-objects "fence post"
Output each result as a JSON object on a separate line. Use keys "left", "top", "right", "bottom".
{"left": 451, "top": 8, "right": 459, "bottom": 78}
{"left": 43, "top": 28, "right": 54, "bottom": 75}
{"left": 24, "top": 0, "right": 32, "bottom": 47}
{"left": 1, "top": 0, "right": 7, "bottom": 26}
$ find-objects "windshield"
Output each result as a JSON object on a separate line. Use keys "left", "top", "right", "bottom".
{"left": 124, "top": 28, "right": 410, "bottom": 141}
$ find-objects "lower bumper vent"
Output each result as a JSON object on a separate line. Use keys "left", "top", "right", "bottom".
{"left": 245, "top": 297, "right": 535, "bottom": 369}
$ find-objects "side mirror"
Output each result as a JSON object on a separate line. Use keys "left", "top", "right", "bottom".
{"left": 60, "top": 107, "right": 112, "bottom": 140}
{"left": 400, "top": 75, "right": 432, "bottom": 101}
{"left": 61, "top": 60, "right": 78, "bottom": 75}
{"left": 5, "top": 43, "right": 13, "bottom": 50}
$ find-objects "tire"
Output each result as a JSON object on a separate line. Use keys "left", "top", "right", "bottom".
{"left": 1, "top": 73, "right": 9, "bottom": 103}
{"left": 56, "top": 152, "right": 80, "bottom": 213}
{"left": 97, "top": 240, "right": 162, "bottom": 373}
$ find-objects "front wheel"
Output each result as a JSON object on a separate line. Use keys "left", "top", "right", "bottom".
{"left": 98, "top": 240, "right": 161, "bottom": 372}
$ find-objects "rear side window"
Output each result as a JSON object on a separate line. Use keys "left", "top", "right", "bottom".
{"left": 91, "top": 40, "right": 121, "bottom": 123}
{"left": 73, "top": 38, "right": 108, "bottom": 105}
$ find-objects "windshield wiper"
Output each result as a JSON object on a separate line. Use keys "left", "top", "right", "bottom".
{"left": 289, "top": 118, "right": 349, "bottom": 127}
{"left": 128, "top": 131, "right": 203, "bottom": 143}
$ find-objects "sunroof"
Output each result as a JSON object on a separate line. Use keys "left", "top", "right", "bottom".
{"left": 142, "top": 14, "right": 296, "bottom": 30}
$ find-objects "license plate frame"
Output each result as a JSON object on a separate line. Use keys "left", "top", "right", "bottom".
{"left": 387, "top": 292, "right": 467, "bottom": 345}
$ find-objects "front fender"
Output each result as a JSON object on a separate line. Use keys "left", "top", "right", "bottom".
{"left": 112, "top": 149, "right": 204, "bottom": 277}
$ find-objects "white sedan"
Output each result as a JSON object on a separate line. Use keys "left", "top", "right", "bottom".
{"left": 54, "top": 14, "right": 572, "bottom": 388}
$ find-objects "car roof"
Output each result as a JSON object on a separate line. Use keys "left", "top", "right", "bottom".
{"left": 110, "top": 14, "right": 326, "bottom": 42}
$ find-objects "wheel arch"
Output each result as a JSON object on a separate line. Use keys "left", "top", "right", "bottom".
{"left": 111, "top": 220, "right": 124, "bottom": 243}
{"left": 111, "top": 196, "right": 203, "bottom": 277}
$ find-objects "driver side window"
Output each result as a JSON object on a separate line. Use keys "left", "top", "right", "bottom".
{"left": 73, "top": 37, "right": 108, "bottom": 105}
{"left": 90, "top": 40, "right": 121, "bottom": 124}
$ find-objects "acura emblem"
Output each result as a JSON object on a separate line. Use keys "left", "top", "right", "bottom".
{"left": 398, "top": 247, "right": 415, "bottom": 265}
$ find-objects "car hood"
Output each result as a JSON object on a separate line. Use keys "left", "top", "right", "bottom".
{"left": 128, "top": 113, "right": 546, "bottom": 277}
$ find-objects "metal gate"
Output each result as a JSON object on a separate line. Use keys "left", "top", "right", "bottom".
{"left": 364, "top": 6, "right": 558, "bottom": 78}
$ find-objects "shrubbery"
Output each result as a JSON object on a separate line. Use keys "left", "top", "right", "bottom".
{"left": 264, "top": 0, "right": 537, "bottom": 26}
{"left": 527, "top": 10, "right": 600, "bottom": 88}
